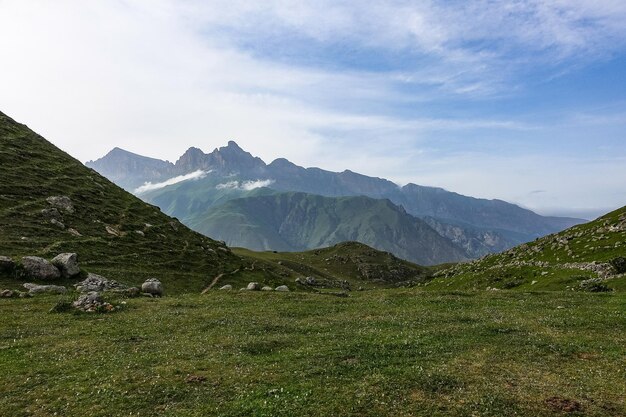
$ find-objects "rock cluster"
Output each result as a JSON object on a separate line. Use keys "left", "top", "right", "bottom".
{"left": 240, "top": 282, "right": 290, "bottom": 292}
{"left": 75, "top": 273, "right": 126, "bottom": 292}
{"left": 295, "top": 276, "right": 350, "bottom": 290}
{"left": 72, "top": 291, "right": 114, "bottom": 313}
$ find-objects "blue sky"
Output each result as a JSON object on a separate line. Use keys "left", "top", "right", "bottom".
{"left": 0, "top": 0, "right": 625, "bottom": 219}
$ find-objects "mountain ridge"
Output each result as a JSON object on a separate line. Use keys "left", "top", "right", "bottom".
{"left": 87, "top": 142, "right": 585, "bottom": 259}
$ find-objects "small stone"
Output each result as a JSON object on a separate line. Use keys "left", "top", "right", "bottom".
{"left": 141, "top": 278, "right": 163, "bottom": 297}
{"left": 275, "top": 285, "right": 290, "bottom": 292}
{"left": 246, "top": 282, "right": 261, "bottom": 291}
{"left": 219, "top": 285, "right": 233, "bottom": 291}
{"left": 51, "top": 253, "right": 80, "bottom": 278}
{"left": 1, "top": 289, "right": 14, "bottom": 298}
{"left": 21, "top": 256, "right": 61, "bottom": 280}
{"left": 261, "top": 286, "right": 273, "bottom": 291}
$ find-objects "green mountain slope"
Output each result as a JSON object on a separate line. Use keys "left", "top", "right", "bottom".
{"left": 233, "top": 241, "right": 432, "bottom": 289}
{"left": 188, "top": 192, "right": 468, "bottom": 265}
{"left": 0, "top": 111, "right": 248, "bottom": 293}
{"left": 429, "top": 206, "right": 626, "bottom": 291}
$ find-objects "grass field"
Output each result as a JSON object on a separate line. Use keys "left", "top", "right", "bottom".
{"left": 1, "top": 290, "right": 624, "bottom": 417}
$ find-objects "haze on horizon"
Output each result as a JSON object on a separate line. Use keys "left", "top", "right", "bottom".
{"left": 1, "top": 0, "right": 625, "bottom": 220}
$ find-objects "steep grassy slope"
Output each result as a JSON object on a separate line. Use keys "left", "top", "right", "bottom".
{"left": 0, "top": 111, "right": 248, "bottom": 293}
{"left": 233, "top": 242, "right": 432, "bottom": 290}
{"left": 188, "top": 192, "right": 468, "bottom": 265}
{"left": 430, "top": 206, "right": 626, "bottom": 291}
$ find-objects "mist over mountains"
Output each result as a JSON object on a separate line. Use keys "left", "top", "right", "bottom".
{"left": 87, "top": 141, "right": 584, "bottom": 265}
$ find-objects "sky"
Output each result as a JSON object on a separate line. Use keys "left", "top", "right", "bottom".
{"left": 0, "top": 0, "right": 625, "bottom": 219}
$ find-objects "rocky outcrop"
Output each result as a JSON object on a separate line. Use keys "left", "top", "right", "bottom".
{"left": 51, "top": 253, "right": 80, "bottom": 278}
{"left": 21, "top": 256, "right": 61, "bottom": 280}
{"left": 23, "top": 283, "right": 67, "bottom": 295}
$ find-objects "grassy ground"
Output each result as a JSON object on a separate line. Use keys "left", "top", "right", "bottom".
{"left": 1, "top": 290, "right": 624, "bottom": 417}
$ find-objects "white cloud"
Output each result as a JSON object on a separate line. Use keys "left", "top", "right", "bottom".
{"left": 216, "top": 179, "right": 275, "bottom": 191}
{"left": 135, "top": 170, "right": 208, "bottom": 194}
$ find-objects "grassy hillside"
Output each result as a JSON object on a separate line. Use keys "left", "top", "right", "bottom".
{"left": 0, "top": 111, "right": 251, "bottom": 293}
{"left": 429, "top": 206, "right": 626, "bottom": 291}
{"left": 1, "top": 290, "right": 624, "bottom": 416}
{"left": 188, "top": 192, "right": 468, "bottom": 265}
{"left": 233, "top": 242, "right": 432, "bottom": 290}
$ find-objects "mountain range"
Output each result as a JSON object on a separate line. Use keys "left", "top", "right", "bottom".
{"left": 87, "top": 141, "right": 584, "bottom": 264}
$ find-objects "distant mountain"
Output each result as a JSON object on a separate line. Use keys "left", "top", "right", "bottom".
{"left": 86, "top": 147, "right": 175, "bottom": 191}
{"left": 187, "top": 191, "right": 468, "bottom": 265}
{"left": 87, "top": 142, "right": 585, "bottom": 259}
{"left": 431, "top": 206, "right": 626, "bottom": 291}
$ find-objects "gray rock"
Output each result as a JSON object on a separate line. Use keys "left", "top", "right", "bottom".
{"left": 305, "top": 276, "right": 317, "bottom": 285}
{"left": 246, "top": 282, "right": 261, "bottom": 291}
{"left": 46, "top": 196, "right": 75, "bottom": 213}
{"left": 41, "top": 208, "right": 62, "bottom": 219}
{"left": 23, "top": 283, "right": 67, "bottom": 295}
{"left": 50, "top": 219, "right": 65, "bottom": 229}
{"left": 0, "top": 256, "right": 15, "bottom": 272}
{"left": 141, "top": 278, "right": 163, "bottom": 297}
{"left": 1, "top": 289, "right": 14, "bottom": 298}
{"left": 275, "top": 285, "right": 290, "bottom": 292}
{"left": 51, "top": 253, "right": 80, "bottom": 278}
{"left": 21, "top": 256, "right": 61, "bottom": 280}
{"left": 75, "top": 273, "right": 125, "bottom": 292}
{"left": 261, "top": 286, "right": 273, "bottom": 291}
{"left": 219, "top": 285, "right": 233, "bottom": 291}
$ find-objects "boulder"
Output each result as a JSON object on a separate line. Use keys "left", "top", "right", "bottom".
{"left": 46, "top": 196, "right": 75, "bottom": 213}
{"left": 75, "top": 273, "right": 126, "bottom": 292}
{"left": 246, "top": 282, "right": 261, "bottom": 291}
{"left": 23, "top": 283, "right": 67, "bottom": 295}
{"left": 0, "top": 256, "right": 15, "bottom": 272}
{"left": 1, "top": 289, "right": 14, "bottom": 298}
{"left": 261, "top": 286, "right": 273, "bottom": 291}
{"left": 275, "top": 285, "right": 290, "bottom": 292}
{"left": 141, "top": 278, "right": 163, "bottom": 297}
{"left": 21, "top": 256, "right": 61, "bottom": 280}
{"left": 219, "top": 285, "right": 233, "bottom": 291}
{"left": 51, "top": 253, "right": 80, "bottom": 278}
